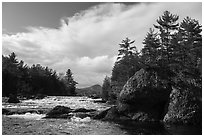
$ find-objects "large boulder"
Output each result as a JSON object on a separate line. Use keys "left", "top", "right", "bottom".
{"left": 45, "top": 105, "right": 72, "bottom": 119}
{"left": 117, "top": 68, "right": 171, "bottom": 121}
{"left": 163, "top": 86, "right": 202, "bottom": 125}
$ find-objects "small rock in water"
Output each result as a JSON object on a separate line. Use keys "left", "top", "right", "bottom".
{"left": 2, "top": 108, "right": 11, "bottom": 115}
{"left": 45, "top": 105, "right": 72, "bottom": 119}
{"left": 8, "top": 94, "right": 20, "bottom": 103}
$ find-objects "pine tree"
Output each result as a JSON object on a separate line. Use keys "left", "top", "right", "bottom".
{"left": 179, "top": 17, "right": 202, "bottom": 69}
{"left": 112, "top": 37, "right": 140, "bottom": 82}
{"left": 101, "top": 76, "right": 111, "bottom": 101}
{"left": 154, "top": 11, "right": 179, "bottom": 65}
{"left": 64, "top": 69, "right": 78, "bottom": 95}
{"left": 111, "top": 38, "right": 141, "bottom": 101}
{"left": 174, "top": 17, "right": 202, "bottom": 83}
{"left": 141, "top": 28, "right": 160, "bottom": 67}
{"left": 117, "top": 37, "right": 137, "bottom": 61}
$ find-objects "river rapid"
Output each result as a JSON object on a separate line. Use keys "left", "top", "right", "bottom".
{"left": 2, "top": 96, "right": 202, "bottom": 135}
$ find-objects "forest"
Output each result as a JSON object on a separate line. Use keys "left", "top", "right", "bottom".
{"left": 2, "top": 53, "right": 77, "bottom": 97}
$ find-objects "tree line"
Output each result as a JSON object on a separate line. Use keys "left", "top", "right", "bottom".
{"left": 2, "top": 52, "right": 77, "bottom": 97}
{"left": 102, "top": 11, "right": 202, "bottom": 101}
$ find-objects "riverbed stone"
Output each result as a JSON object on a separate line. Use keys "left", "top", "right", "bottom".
{"left": 2, "top": 109, "right": 13, "bottom": 115}
{"left": 8, "top": 94, "right": 20, "bottom": 103}
{"left": 72, "top": 108, "right": 96, "bottom": 113}
{"left": 103, "top": 106, "right": 120, "bottom": 121}
{"left": 73, "top": 112, "right": 92, "bottom": 119}
{"left": 45, "top": 105, "right": 72, "bottom": 119}
{"left": 93, "top": 108, "right": 111, "bottom": 119}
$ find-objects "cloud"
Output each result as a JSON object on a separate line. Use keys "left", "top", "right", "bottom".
{"left": 2, "top": 2, "right": 202, "bottom": 87}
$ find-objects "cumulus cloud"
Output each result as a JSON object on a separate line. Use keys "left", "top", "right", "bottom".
{"left": 2, "top": 2, "right": 202, "bottom": 87}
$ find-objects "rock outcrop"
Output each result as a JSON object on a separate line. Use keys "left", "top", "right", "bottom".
{"left": 117, "top": 69, "right": 171, "bottom": 121}
{"left": 163, "top": 86, "right": 202, "bottom": 125}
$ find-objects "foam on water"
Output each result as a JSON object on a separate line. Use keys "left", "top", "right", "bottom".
{"left": 7, "top": 113, "right": 46, "bottom": 120}
{"left": 3, "top": 96, "right": 110, "bottom": 111}
{"left": 71, "top": 116, "right": 91, "bottom": 123}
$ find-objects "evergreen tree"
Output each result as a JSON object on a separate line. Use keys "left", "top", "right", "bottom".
{"left": 117, "top": 37, "right": 137, "bottom": 61}
{"left": 2, "top": 52, "right": 70, "bottom": 97}
{"left": 111, "top": 38, "right": 141, "bottom": 100}
{"left": 172, "top": 17, "right": 202, "bottom": 85}
{"left": 101, "top": 76, "right": 111, "bottom": 101}
{"left": 64, "top": 69, "right": 78, "bottom": 95}
{"left": 112, "top": 37, "right": 140, "bottom": 82}
{"left": 179, "top": 17, "right": 202, "bottom": 69}
{"left": 154, "top": 11, "right": 179, "bottom": 65}
{"left": 141, "top": 28, "right": 160, "bottom": 67}
{"left": 2, "top": 53, "right": 19, "bottom": 96}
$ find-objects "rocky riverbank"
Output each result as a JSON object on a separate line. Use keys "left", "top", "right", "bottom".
{"left": 97, "top": 69, "right": 202, "bottom": 126}
{"left": 2, "top": 96, "right": 201, "bottom": 135}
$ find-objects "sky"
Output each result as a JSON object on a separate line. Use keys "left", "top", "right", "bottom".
{"left": 2, "top": 2, "right": 202, "bottom": 88}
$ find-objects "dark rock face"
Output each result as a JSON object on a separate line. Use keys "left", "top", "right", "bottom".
{"left": 32, "top": 94, "right": 47, "bottom": 99}
{"left": 2, "top": 108, "right": 13, "bottom": 115}
{"left": 8, "top": 95, "right": 20, "bottom": 103}
{"left": 103, "top": 106, "right": 120, "bottom": 121}
{"left": 72, "top": 108, "right": 97, "bottom": 118}
{"left": 93, "top": 108, "right": 111, "bottom": 120}
{"left": 117, "top": 69, "right": 171, "bottom": 121}
{"left": 72, "top": 108, "right": 96, "bottom": 113}
{"left": 45, "top": 105, "right": 72, "bottom": 119}
{"left": 163, "top": 87, "right": 202, "bottom": 125}
{"left": 73, "top": 112, "right": 92, "bottom": 119}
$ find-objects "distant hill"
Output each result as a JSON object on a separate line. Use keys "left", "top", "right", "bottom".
{"left": 76, "top": 84, "right": 102, "bottom": 98}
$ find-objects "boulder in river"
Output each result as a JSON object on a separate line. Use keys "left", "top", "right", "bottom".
{"left": 117, "top": 68, "right": 171, "bottom": 121}
{"left": 45, "top": 105, "right": 72, "bottom": 119}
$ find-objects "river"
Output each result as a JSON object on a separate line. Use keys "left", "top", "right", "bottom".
{"left": 2, "top": 96, "right": 202, "bottom": 135}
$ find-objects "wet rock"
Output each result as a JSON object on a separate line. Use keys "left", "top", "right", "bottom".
{"left": 35, "top": 94, "right": 47, "bottom": 99}
{"left": 72, "top": 108, "right": 96, "bottom": 113}
{"left": 103, "top": 106, "right": 120, "bottom": 121}
{"left": 117, "top": 69, "right": 171, "bottom": 121}
{"left": 93, "top": 108, "right": 111, "bottom": 119}
{"left": 73, "top": 112, "right": 92, "bottom": 119}
{"left": 163, "top": 87, "right": 202, "bottom": 125}
{"left": 44, "top": 105, "right": 72, "bottom": 119}
{"left": 131, "top": 112, "right": 155, "bottom": 122}
{"left": 8, "top": 94, "right": 20, "bottom": 103}
{"left": 90, "top": 96, "right": 100, "bottom": 99}
{"left": 2, "top": 109, "right": 13, "bottom": 115}
{"left": 93, "top": 100, "right": 107, "bottom": 103}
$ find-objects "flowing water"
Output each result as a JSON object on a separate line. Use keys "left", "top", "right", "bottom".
{"left": 2, "top": 96, "right": 202, "bottom": 135}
